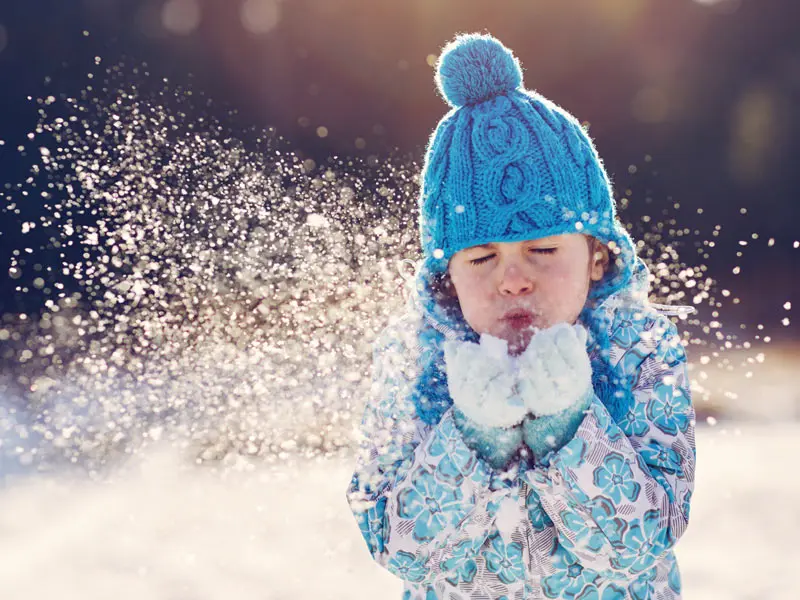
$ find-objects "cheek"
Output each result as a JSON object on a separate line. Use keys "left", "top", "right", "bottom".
{"left": 539, "top": 262, "right": 591, "bottom": 306}
{"left": 541, "top": 259, "right": 582, "bottom": 284}
{"left": 457, "top": 283, "right": 493, "bottom": 317}
{"left": 451, "top": 270, "right": 496, "bottom": 331}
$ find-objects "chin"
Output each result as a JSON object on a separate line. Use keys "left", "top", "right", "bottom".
{"left": 503, "top": 328, "right": 536, "bottom": 356}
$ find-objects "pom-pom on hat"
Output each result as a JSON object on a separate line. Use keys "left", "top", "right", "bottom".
{"left": 435, "top": 34, "right": 523, "bottom": 108}
{"left": 418, "top": 32, "right": 638, "bottom": 304}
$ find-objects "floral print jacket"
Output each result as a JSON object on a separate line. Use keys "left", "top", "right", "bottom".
{"left": 346, "top": 304, "right": 696, "bottom": 599}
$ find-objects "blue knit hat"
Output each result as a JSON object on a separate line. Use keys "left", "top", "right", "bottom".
{"left": 418, "top": 33, "right": 638, "bottom": 303}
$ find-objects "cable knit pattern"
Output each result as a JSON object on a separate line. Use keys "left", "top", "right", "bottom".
{"left": 419, "top": 33, "right": 636, "bottom": 303}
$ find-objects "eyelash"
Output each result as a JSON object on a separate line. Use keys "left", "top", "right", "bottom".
{"left": 470, "top": 248, "right": 557, "bottom": 265}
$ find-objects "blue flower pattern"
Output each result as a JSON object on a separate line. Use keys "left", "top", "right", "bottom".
{"left": 585, "top": 399, "right": 624, "bottom": 444}
{"left": 397, "top": 467, "right": 465, "bottom": 542}
{"left": 646, "top": 381, "right": 691, "bottom": 436}
{"left": 610, "top": 316, "right": 641, "bottom": 348}
{"left": 355, "top": 495, "right": 388, "bottom": 555}
{"left": 617, "top": 397, "right": 650, "bottom": 438}
{"left": 348, "top": 306, "right": 695, "bottom": 598}
{"left": 483, "top": 533, "right": 525, "bottom": 584}
{"left": 611, "top": 510, "right": 665, "bottom": 574}
{"left": 593, "top": 452, "right": 642, "bottom": 505}
{"left": 441, "top": 537, "right": 483, "bottom": 585}
{"left": 639, "top": 443, "right": 685, "bottom": 478}
{"left": 542, "top": 541, "right": 601, "bottom": 598}
{"left": 560, "top": 510, "right": 607, "bottom": 554}
{"left": 427, "top": 417, "right": 478, "bottom": 486}
{"left": 628, "top": 570, "right": 657, "bottom": 600}
{"left": 389, "top": 550, "right": 430, "bottom": 583}
{"left": 561, "top": 496, "right": 627, "bottom": 558}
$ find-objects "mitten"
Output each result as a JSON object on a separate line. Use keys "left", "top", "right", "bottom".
{"left": 452, "top": 407, "right": 524, "bottom": 470}
{"left": 517, "top": 323, "right": 593, "bottom": 460}
{"left": 443, "top": 335, "right": 527, "bottom": 469}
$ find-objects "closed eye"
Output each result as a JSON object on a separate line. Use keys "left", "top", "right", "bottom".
{"left": 470, "top": 248, "right": 555, "bottom": 265}
{"left": 470, "top": 254, "right": 495, "bottom": 265}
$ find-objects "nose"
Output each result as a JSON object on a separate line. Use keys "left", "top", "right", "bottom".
{"left": 499, "top": 262, "right": 533, "bottom": 296}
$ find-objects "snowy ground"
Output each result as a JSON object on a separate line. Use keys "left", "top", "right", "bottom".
{"left": 0, "top": 420, "right": 797, "bottom": 599}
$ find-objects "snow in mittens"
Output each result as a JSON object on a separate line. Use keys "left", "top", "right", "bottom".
{"left": 516, "top": 323, "right": 593, "bottom": 417}
{"left": 442, "top": 334, "right": 527, "bottom": 428}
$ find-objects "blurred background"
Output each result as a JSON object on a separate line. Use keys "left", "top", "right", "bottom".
{"left": 2, "top": 0, "right": 798, "bottom": 329}
{"left": 0, "top": 1, "right": 799, "bottom": 599}
{"left": 0, "top": 0, "right": 800, "bottom": 324}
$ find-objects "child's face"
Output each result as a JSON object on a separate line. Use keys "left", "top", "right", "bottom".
{"left": 448, "top": 234, "right": 607, "bottom": 355}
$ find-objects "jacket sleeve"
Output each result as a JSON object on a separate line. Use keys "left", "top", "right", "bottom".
{"left": 346, "top": 325, "right": 529, "bottom": 590}
{"left": 521, "top": 314, "right": 695, "bottom": 581}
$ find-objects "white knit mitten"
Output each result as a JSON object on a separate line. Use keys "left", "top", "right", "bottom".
{"left": 443, "top": 335, "right": 527, "bottom": 428}
{"left": 516, "top": 323, "right": 592, "bottom": 417}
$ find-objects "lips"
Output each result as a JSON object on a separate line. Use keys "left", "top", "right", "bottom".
{"left": 502, "top": 309, "right": 536, "bottom": 330}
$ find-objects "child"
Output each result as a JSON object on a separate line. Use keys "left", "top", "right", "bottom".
{"left": 347, "top": 33, "right": 695, "bottom": 600}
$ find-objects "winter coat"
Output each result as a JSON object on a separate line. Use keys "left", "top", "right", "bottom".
{"left": 346, "top": 294, "right": 695, "bottom": 600}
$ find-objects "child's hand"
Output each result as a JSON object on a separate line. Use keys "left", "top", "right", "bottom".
{"left": 517, "top": 323, "right": 592, "bottom": 417}
{"left": 517, "top": 323, "right": 593, "bottom": 460}
{"left": 443, "top": 334, "right": 527, "bottom": 428}
{"left": 443, "top": 334, "right": 528, "bottom": 470}
{"left": 452, "top": 406, "right": 524, "bottom": 470}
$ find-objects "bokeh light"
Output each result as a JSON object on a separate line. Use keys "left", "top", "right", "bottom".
{"left": 161, "top": 0, "right": 201, "bottom": 36}
{"left": 241, "top": 0, "right": 282, "bottom": 35}
{"left": 631, "top": 87, "right": 670, "bottom": 123}
{"left": 729, "top": 85, "right": 783, "bottom": 184}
